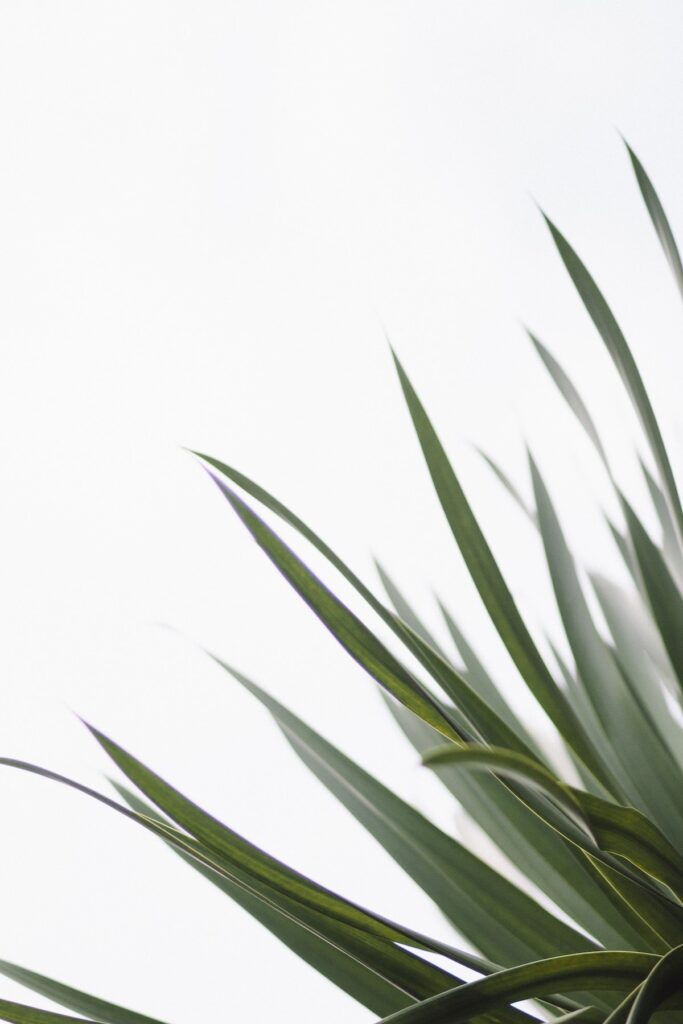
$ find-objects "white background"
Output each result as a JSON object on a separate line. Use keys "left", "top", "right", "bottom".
{"left": 1, "top": 2, "right": 683, "bottom": 1021}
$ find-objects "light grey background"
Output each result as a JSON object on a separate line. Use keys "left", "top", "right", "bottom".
{"left": 1, "top": 2, "right": 683, "bottom": 1021}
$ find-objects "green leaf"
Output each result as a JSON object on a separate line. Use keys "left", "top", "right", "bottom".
{"left": 589, "top": 574, "right": 683, "bottom": 772}
{"left": 474, "top": 448, "right": 537, "bottom": 526}
{"left": 640, "top": 458, "right": 683, "bottom": 582}
{"left": 392, "top": 351, "right": 615, "bottom": 790}
{"left": 375, "top": 952, "right": 661, "bottom": 1024}
{"left": 423, "top": 744, "right": 683, "bottom": 907}
{"left": 199, "top": 455, "right": 541, "bottom": 758}
{"left": 530, "top": 453, "right": 683, "bottom": 842}
{"left": 543, "top": 212, "right": 683, "bottom": 551}
{"left": 626, "top": 142, "right": 683, "bottom": 304}
{"left": 383, "top": 695, "right": 647, "bottom": 951}
{"left": 214, "top": 659, "right": 596, "bottom": 966}
{"left": 433, "top": 598, "right": 539, "bottom": 753}
{"left": 0, "top": 756, "right": 466, "bottom": 1003}
{"left": 206, "top": 477, "right": 463, "bottom": 744}
{"left": 626, "top": 944, "right": 683, "bottom": 1024}
{"left": 527, "top": 330, "right": 609, "bottom": 470}
{"left": 621, "top": 498, "right": 683, "bottom": 698}
{"left": 0, "top": 964, "right": 167, "bottom": 1024}
{"left": 110, "top": 782, "right": 415, "bottom": 1017}
{"left": 373, "top": 562, "right": 446, "bottom": 656}
{"left": 0, "top": 1003, "right": 94, "bottom": 1024}
{"left": 109, "top": 787, "right": 560, "bottom": 1024}
{"left": 422, "top": 745, "right": 591, "bottom": 838}
{"left": 192, "top": 452, "right": 474, "bottom": 722}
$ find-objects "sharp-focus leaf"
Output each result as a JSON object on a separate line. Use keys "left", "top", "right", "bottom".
{"left": 0, "top": 964, "right": 167, "bottom": 1024}
{"left": 110, "top": 782, "right": 415, "bottom": 1017}
{"left": 0, "top": 756, "right": 472, "bottom": 1003}
{"left": 212, "top": 468, "right": 544, "bottom": 762}
{"left": 391, "top": 351, "right": 613, "bottom": 790}
{"left": 375, "top": 952, "right": 661, "bottom": 1024}
{"left": 0, "top": 1003, "right": 94, "bottom": 1024}
{"left": 207, "top": 478, "right": 463, "bottom": 743}
{"left": 197, "top": 452, "right": 552, "bottom": 768}
{"left": 626, "top": 943, "right": 683, "bottom": 1024}
{"left": 193, "top": 456, "right": 491, "bottom": 740}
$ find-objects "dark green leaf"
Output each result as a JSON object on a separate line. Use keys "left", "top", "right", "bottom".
{"left": 626, "top": 944, "right": 683, "bottom": 1024}
{"left": 0, "top": 964, "right": 167, "bottom": 1024}
{"left": 375, "top": 952, "right": 660, "bottom": 1024}
{"left": 215, "top": 659, "right": 595, "bottom": 965}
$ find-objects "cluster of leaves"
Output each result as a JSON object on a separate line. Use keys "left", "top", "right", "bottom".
{"left": 3, "top": 142, "right": 683, "bottom": 1024}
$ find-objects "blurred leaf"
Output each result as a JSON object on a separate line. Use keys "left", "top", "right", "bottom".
{"left": 543, "top": 213, "right": 683, "bottom": 550}
{"left": 392, "top": 351, "right": 613, "bottom": 790}
{"left": 530, "top": 454, "right": 683, "bottom": 840}
{"left": 384, "top": 694, "right": 646, "bottom": 950}
{"left": 622, "top": 498, "right": 683, "bottom": 698}
{"left": 528, "top": 330, "right": 609, "bottom": 470}
{"left": 626, "top": 142, "right": 683, "bottom": 303}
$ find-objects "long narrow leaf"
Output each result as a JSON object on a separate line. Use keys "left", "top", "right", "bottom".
{"left": 0, "top": 965, "right": 168, "bottom": 1024}
{"left": 626, "top": 142, "right": 683, "bottom": 303}
{"left": 214, "top": 659, "right": 596, "bottom": 965}
{"left": 543, "top": 213, "right": 683, "bottom": 550}
{"left": 392, "top": 351, "right": 616, "bottom": 790}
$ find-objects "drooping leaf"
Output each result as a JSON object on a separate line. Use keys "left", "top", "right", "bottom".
{"left": 625, "top": 944, "right": 683, "bottom": 1024}
{"left": 375, "top": 952, "right": 661, "bottom": 1024}
{"left": 383, "top": 694, "right": 646, "bottom": 951}
{"left": 423, "top": 744, "right": 683, "bottom": 907}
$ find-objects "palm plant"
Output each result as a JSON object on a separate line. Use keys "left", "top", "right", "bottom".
{"left": 3, "top": 141, "right": 683, "bottom": 1024}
